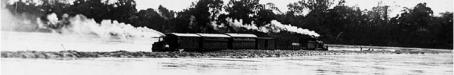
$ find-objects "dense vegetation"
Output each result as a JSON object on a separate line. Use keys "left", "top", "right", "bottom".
{"left": 5, "top": 0, "right": 453, "bottom": 49}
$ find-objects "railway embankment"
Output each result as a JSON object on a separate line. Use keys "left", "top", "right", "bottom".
{"left": 1, "top": 49, "right": 451, "bottom": 59}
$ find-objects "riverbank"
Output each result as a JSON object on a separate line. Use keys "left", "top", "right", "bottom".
{"left": 1, "top": 49, "right": 451, "bottom": 59}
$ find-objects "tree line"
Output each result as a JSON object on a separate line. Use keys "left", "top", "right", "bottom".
{"left": 5, "top": 0, "right": 453, "bottom": 49}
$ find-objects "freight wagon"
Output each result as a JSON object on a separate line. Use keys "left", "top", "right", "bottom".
{"left": 152, "top": 33, "right": 327, "bottom": 52}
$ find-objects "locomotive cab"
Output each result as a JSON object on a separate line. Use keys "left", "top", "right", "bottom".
{"left": 305, "top": 38, "right": 328, "bottom": 50}
{"left": 270, "top": 32, "right": 328, "bottom": 50}
{"left": 152, "top": 33, "right": 202, "bottom": 52}
{"left": 152, "top": 40, "right": 170, "bottom": 52}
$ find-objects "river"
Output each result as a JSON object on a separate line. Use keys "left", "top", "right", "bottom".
{"left": 2, "top": 54, "right": 452, "bottom": 75}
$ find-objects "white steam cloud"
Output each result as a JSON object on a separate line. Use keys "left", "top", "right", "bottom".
{"left": 268, "top": 20, "right": 320, "bottom": 37}
{"left": 1, "top": 3, "right": 41, "bottom": 32}
{"left": 227, "top": 18, "right": 259, "bottom": 30}
{"left": 222, "top": 18, "right": 320, "bottom": 37}
{"left": 2, "top": 11, "right": 164, "bottom": 51}
{"left": 40, "top": 13, "right": 164, "bottom": 40}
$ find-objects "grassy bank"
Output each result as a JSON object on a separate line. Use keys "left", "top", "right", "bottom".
{"left": 1, "top": 49, "right": 451, "bottom": 59}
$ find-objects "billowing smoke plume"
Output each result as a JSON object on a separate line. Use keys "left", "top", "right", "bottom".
{"left": 1, "top": 1, "right": 41, "bottom": 32}
{"left": 207, "top": 2, "right": 320, "bottom": 37}
{"left": 226, "top": 18, "right": 259, "bottom": 30}
{"left": 2, "top": 0, "right": 164, "bottom": 40}
{"left": 268, "top": 20, "right": 320, "bottom": 37}
{"left": 222, "top": 18, "right": 320, "bottom": 37}
{"left": 39, "top": 13, "right": 164, "bottom": 40}
{"left": 2, "top": 1, "right": 164, "bottom": 51}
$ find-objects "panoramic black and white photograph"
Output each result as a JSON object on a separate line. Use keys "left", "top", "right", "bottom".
{"left": 1, "top": 0, "right": 453, "bottom": 75}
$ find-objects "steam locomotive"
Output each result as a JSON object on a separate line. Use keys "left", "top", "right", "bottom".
{"left": 152, "top": 32, "right": 328, "bottom": 52}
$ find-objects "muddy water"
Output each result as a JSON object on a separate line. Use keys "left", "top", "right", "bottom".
{"left": 2, "top": 54, "right": 452, "bottom": 75}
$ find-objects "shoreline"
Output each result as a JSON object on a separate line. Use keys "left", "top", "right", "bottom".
{"left": 1, "top": 49, "right": 451, "bottom": 59}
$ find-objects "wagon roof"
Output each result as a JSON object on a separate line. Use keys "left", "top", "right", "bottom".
{"left": 169, "top": 33, "right": 201, "bottom": 37}
{"left": 225, "top": 33, "right": 257, "bottom": 38}
{"left": 196, "top": 33, "right": 231, "bottom": 38}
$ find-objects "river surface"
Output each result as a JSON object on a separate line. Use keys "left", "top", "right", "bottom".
{"left": 2, "top": 54, "right": 452, "bottom": 75}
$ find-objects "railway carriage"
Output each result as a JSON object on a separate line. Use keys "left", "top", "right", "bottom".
{"left": 197, "top": 33, "right": 230, "bottom": 50}
{"left": 256, "top": 37, "right": 275, "bottom": 49}
{"left": 226, "top": 33, "right": 258, "bottom": 49}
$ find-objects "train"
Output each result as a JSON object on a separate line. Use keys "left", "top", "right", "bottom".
{"left": 152, "top": 32, "right": 328, "bottom": 52}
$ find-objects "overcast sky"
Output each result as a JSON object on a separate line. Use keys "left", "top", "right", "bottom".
{"left": 135, "top": 0, "right": 453, "bottom": 16}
